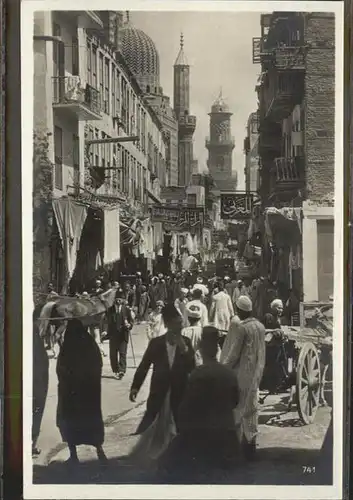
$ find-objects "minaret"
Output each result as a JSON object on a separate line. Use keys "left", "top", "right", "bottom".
{"left": 206, "top": 90, "right": 236, "bottom": 191}
{"left": 174, "top": 33, "right": 196, "bottom": 187}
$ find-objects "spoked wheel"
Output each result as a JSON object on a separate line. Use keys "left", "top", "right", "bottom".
{"left": 296, "top": 342, "right": 321, "bottom": 424}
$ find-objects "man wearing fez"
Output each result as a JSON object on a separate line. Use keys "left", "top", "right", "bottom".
{"left": 107, "top": 289, "right": 134, "bottom": 379}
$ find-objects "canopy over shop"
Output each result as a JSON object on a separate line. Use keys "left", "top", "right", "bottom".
{"left": 246, "top": 206, "right": 303, "bottom": 304}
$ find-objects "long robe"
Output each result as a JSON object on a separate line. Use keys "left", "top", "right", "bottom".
{"left": 209, "top": 291, "right": 234, "bottom": 333}
{"left": 131, "top": 334, "right": 195, "bottom": 434}
{"left": 221, "top": 317, "right": 266, "bottom": 443}
{"left": 56, "top": 319, "right": 104, "bottom": 447}
{"left": 32, "top": 307, "right": 49, "bottom": 448}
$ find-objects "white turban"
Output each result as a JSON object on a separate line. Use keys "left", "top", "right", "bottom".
{"left": 271, "top": 299, "right": 283, "bottom": 309}
{"left": 236, "top": 295, "right": 253, "bottom": 312}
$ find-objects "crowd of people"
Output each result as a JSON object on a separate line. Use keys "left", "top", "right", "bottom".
{"left": 33, "top": 268, "right": 302, "bottom": 479}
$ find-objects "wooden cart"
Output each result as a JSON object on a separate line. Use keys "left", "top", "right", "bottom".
{"left": 259, "top": 303, "right": 333, "bottom": 424}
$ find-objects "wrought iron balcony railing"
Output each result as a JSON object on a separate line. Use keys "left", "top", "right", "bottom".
{"left": 52, "top": 76, "right": 101, "bottom": 118}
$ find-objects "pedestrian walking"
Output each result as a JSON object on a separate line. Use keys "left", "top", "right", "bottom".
{"left": 147, "top": 300, "right": 166, "bottom": 341}
{"left": 106, "top": 289, "right": 134, "bottom": 380}
{"left": 182, "top": 303, "right": 203, "bottom": 365}
{"left": 129, "top": 303, "right": 195, "bottom": 463}
{"left": 56, "top": 318, "right": 107, "bottom": 465}
{"left": 220, "top": 296, "right": 266, "bottom": 460}
{"left": 160, "top": 326, "right": 240, "bottom": 481}
{"left": 188, "top": 288, "right": 209, "bottom": 328}
{"left": 174, "top": 288, "right": 190, "bottom": 328}
{"left": 32, "top": 306, "right": 49, "bottom": 457}
{"left": 137, "top": 284, "right": 150, "bottom": 322}
{"left": 209, "top": 281, "right": 234, "bottom": 333}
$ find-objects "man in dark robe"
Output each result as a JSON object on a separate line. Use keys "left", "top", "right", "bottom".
{"left": 129, "top": 303, "right": 195, "bottom": 434}
{"left": 56, "top": 319, "right": 106, "bottom": 464}
{"left": 32, "top": 305, "right": 49, "bottom": 457}
{"left": 160, "top": 326, "right": 240, "bottom": 481}
{"left": 107, "top": 289, "right": 134, "bottom": 379}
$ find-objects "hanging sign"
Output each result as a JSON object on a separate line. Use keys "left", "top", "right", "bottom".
{"left": 220, "top": 192, "right": 254, "bottom": 220}
{"left": 151, "top": 206, "right": 204, "bottom": 230}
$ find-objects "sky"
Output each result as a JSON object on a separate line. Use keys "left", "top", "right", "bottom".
{"left": 131, "top": 11, "right": 262, "bottom": 190}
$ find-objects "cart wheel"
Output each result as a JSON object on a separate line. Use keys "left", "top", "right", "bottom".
{"left": 296, "top": 342, "right": 321, "bottom": 424}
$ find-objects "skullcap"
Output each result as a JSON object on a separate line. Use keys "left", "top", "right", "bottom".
{"left": 236, "top": 295, "right": 253, "bottom": 312}
{"left": 270, "top": 299, "right": 283, "bottom": 309}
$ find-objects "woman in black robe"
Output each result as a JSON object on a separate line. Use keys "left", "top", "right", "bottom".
{"left": 56, "top": 318, "right": 106, "bottom": 464}
{"left": 32, "top": 305, "right": 49, "bottom": 457}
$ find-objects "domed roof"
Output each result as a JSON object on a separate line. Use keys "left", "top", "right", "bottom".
{"left": 121, "top": 24, "right": 160, "bottom": 93}
{"left": 211, "top": 90, "right": 231, "bottom": 113}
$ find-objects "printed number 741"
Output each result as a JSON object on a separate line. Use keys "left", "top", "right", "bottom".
{"left": 302, "top": 466, "right": 316, "bottom": 474}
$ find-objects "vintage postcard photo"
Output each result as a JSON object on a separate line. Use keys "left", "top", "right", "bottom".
{"left": 22, "top": 1, "right": 344, "bottom": 498}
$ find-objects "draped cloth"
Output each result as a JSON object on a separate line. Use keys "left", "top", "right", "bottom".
{"left": 52, "top": 199, "right": 87, "bottom": 282}
{"left": 103, "top": 208, "right": 120, "bottom": 265}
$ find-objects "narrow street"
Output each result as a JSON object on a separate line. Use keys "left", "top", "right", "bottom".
{"left": 33, "top": 323, "right": 332, "bottom": 486}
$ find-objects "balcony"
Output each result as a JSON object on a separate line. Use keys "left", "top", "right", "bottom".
{"left": 258, "top": 120, "right": 282, "bottom": 154}
{"left": 262, "top": 72, "right": 304, "bottom": 123}
{"left": 178, "top": 115, "right": 196, "bottom": 134}
{"left": 271, "top": 156, "right": 305, "bottom": 193}
{"left": 52, "top": 76, "right": 102, "bottom": 121}
{"left": 205, "top": 136, "right": 235, "bottom": 148}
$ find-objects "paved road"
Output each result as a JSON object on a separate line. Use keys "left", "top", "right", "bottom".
{"left": 33, "top": 324, "right": 332, "bottom": 485}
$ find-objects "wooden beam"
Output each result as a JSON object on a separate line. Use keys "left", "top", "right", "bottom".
{"left": 33, "top": 35, "right": 63, "bottom": 43}
{"left": 85, "top": 136, "right": 139, "bottom": 146}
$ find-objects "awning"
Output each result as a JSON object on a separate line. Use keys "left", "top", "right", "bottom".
{"left": 145, "top": 188, "right": 162, "bottom": 205}
{"left": 264, "top": 206, "right": 302, "bottom": 244}
{"left": 52, "top": 198, "right": 88, "bottom": 282}
{"left": 103, "top": 207, "right": 120, "bottom": 265}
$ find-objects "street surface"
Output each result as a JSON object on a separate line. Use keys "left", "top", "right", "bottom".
{"left": 33, "top": 324, "right": 332, "bottom": 485}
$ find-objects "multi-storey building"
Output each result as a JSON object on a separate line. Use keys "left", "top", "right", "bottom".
{"left": 33, "top": 10, "right": 167, "bottom": 291}
{"left": 120, "top": 16, "right": 179, "bottom": 186}
{"left": 253, "top": 12, "right": 335, "bottom": 302}
{"left": 244, "top": 111, "right": 260, "bottom": 193}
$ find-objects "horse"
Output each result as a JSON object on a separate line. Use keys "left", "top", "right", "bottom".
{"left": 38, "top": 287, "right": 118, "bottom": 358}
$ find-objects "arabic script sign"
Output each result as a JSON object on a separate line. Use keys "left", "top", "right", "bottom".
{"left": 220, "top": 193, "right": 254, "bottom": 220}
{"left": 151, "top": 206, "right": 204, "bottom": 229}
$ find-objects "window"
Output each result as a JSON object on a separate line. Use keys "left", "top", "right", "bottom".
{"left": 72, "top": 36, "right": 79, "bottom": 75}
{"left": 94, "top": 128, "right": 99, "bottom": 167}
{"left": 88, "top": 127, "right": 93, "bottom": 165}
{"left": 115, "top": 69, "right": 120, "bottom": 116}
{"left": 92, "top": 46, "right": 97, "bottom": 89}
{"left": 99, "top": 53, "right": 104, "bottom": 109}
{"left": 187, "top": 194, "right": 197, "bottom": 207}
{"left": 117, "top": 144, "right": 122, "bottom": 190}
{"left": 112, "top": 67, "right": 116, "bottom": 117}
{"left": 73, "top": 134, "right": 79, "bottom": 187}
{"left": 126, "top": 90, "right": 130, "bottom": 133}
{"left": 53, "top": 23, "right": 64, "bottom": 79}
{"left": 87, "top": 40, "right": 92, "bottom": 86}
{"left": 104, "top": 58, "right": 110, "bottom": 114}
{"left": 54, "top": 126, "right": 63, "bottom": 190}
{"left": 121, "top": 78, "right": 127, "bottom": 127}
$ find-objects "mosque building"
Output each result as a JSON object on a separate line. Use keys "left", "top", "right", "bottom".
{"left": 120, "top": 13, "right": 197, "bottom": 188}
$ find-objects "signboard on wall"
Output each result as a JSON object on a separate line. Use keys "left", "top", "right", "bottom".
{"left": 151, "top": 206, "right": 204, "bottom": 230}
{"left": 220, "top": 192, "right": 254, "bottom": 220}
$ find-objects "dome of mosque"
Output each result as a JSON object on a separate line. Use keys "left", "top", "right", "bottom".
{"left": 211, "top": 93, "right": 231, "bottom": 113}
{"left": 121, "top": 24, "right": 160, "bottom": 94}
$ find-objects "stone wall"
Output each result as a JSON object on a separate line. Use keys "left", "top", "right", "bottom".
{"left": 304, "top": 13, "right": 335, "bottom": 202}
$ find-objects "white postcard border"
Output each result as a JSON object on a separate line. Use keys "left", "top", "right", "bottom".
{"left": 22, "top": 1, "right": 345, "bottom": 499}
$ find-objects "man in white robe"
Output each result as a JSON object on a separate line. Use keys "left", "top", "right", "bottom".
{"left": 209, "top": 282, "right": 234, "bottom": 334}
{"left": 220, "top": 295, "right": 266, "bottom": 460}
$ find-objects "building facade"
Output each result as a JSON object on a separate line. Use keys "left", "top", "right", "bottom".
{"left": 206, "top": 93, "right": 237, "bottom": 192}
{"left": 253, "top": 12, "right": 335, "bottom": 302}
{"left": 174, "top": 35, "right": 196, "bottom": 187}
{"left": 33, "top": 10, "right": 167, "bottom": 292}
{"left": 244, "top": 111, "right": 260, "bottom": 193}
{"left": 120, "top": 16, "right": 179, "bottom": 187}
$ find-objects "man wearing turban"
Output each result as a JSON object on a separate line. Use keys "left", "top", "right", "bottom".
{"left": 263, "top": 299, "right": 283, "bottom": 330}
{"left": 220, "top": 295, "right": 266, "bottom": 460}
